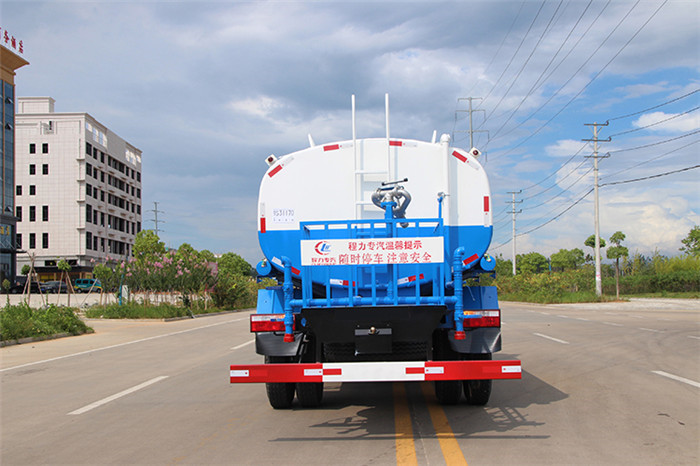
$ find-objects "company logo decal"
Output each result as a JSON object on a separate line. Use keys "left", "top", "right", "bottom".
{"left": 314, "top": 241, "right": 331, "bottom": 255}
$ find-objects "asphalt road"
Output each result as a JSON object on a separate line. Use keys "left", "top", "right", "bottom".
{"left": 1, "top": 299, "right": 698, "bottom": 465}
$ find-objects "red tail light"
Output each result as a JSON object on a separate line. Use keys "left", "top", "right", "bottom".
{"left": 462, "top": 309, "right": 500, "bottom": 328}
{"left": 250, "top": 314, "right": 291, "bottom": 332}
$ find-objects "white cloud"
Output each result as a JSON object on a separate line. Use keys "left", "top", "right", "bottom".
{"left": 227, "top": 96, "right": 287, "bottom": 119}
{"left": 633, "top": 111, "right": 700, "bottom": 133}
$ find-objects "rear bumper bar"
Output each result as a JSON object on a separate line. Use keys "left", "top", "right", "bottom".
{"left": 230, "top": 359, "right": 521, "bottom": 383}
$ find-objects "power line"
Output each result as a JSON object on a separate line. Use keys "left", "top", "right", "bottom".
{"left": 518, "top": 188, "right": 594, "bottom": 236}
{"left": 600, "top": 164, "right": 700, "bottom": 187}
{"left": 492, "top": 0, "right": 667, "bottom": 160}
{"left": 484, "top": 0, "right": 613, "bottom": 143}
{"left": 483, "top": 1, "right": 565, "bottom": 127}
{"left": 601, "top": 138, "right": 700, "bottom": 181}
{"left": 608, "top": 105, "right": 700, "bottom": 137}
{"left": 608, "top": 88, "right": 700, "bottom": 121}
{"left": 608, "top": 129, "right": 700, "bottom": 154}
{"left": 479, "top": 1, "right": 547, "bottom": 108}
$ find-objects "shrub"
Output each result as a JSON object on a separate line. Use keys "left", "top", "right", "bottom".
{"left": 0, "top": 303, "right": 90, "bottom": 342}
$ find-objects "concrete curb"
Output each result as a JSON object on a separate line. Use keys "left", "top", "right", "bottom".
{"left": 0, "top": 328, "right": 95, "bottom": 348}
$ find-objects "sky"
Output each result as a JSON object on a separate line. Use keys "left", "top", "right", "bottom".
{"left": 2, "top": 0, "right": 698, "bottom": 266}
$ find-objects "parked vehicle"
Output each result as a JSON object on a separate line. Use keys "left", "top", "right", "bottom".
{"left": 73, "top": 278, "right": 102, "bottom": 293}
{"left": 45, "top": 280, "right": 69, "bottom": 293}
{"left": 9, "top": 277, "right": 49, "bottom": 294}
{"left": 229, "top": 96, "right": 522, "bottom": 409}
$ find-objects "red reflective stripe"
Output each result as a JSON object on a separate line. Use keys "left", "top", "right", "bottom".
{"left": 291, "top": 267, "right": 300, "bottom": 275}
{"left": 260, "top": 217, "right": 266, "bottom": 233}
{"left": 452, "top": 150, "right": 467, "bottom": 163}
{"left": 324, "top": 144, "right": 340, "bottom": 151}
{"left": 405, "top": 367, "right": 424, "bottom": 375}
{"left": 390, "top": 140, "right": 403, "bottom": 146}
{"left": 484, "top": 196, "right": 490, "bottom": 212}
{"left": 407, "top": 273, "right": 425, "bottom": 283}
{"left": 422, "top": 361, "right": 522, "bottom": 381}
{"left": 323, "top": 368, "right": 342, "bottom": 376}
{"left": 463, "top": 253, "right": 479, "bottom": 265}
{"left": 268, "top": 165, "right": 283, "bottom": 177}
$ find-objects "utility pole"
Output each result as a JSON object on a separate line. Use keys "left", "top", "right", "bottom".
{"left": 507, "top": 190, "right": 522, "bottom": 275}
{"left": 455, "top": 97, "right": 488, "bottom": 149}
{"left": 151, "top": 201, "right": 165, "bottom": 238}
{"left": 583, "top": 122, "right": 610, "bottom": 297}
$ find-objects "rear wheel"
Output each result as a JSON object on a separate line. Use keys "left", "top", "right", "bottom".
{"left": 463, "top": 353, "right": 492, "bottom": 406}
{"left": 264, "top": 356, "right": 295, "bottom": 409}
{"left": 296, "top": 382, "right": 323, "bottom": 408}
{"left": 433, "top": 330, "right": 462, "bottom": 405}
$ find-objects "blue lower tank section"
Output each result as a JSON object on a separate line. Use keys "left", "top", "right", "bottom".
{"left": 258, "top": 224, "right": 493, "bottom": 293}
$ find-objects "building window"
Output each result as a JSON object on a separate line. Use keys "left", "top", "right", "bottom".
{"left": 42, "top": 143, "right": 49, "bottom": 154}
{"left": 42, "top": 233, "right": 49, "bottom": 249}
{"left": 29, "top": 143, "right": 36, "bottom": 154}
{"left": 86, "top": 184, "right": 92, "bottom": 197}
{"left": 137, "top": 205, "right": 141, "bottom": 215}
{"left": 42, "top": 164, "right": 49, "bottom": 175}
{"left": 86, "top": 204, "right": 92, "bottom": 223}
{"left": 42, "top": 205, "right": 49, "bottom": 222}
{"left": 86, "top": 231, "right": 92, "bottom": 250}
{"left": 16, "top": 185, "right": 21, "bottom": 196}
{"left": 29, "top": 185, "right": 36, "bottom": 195}
{"left": 86, "top": 142, "right": 92, "bottom": 156}
{"left": 137, "top": 172, "right": 141, "bottom": 182}
{"left": 29, "top": 233, "right": 35, "bottom": 249}
{"left": 29, "top": 164, "right": 36, "bottom": 175}
{"left": 93, "top": 210, "right": 98, "bottom": 224}
{"left": 16, "top": 234, "right": 21, "bottom": 250}
{"left": 15, "top": 206, "right": 22, "bottom": 222}
{"left": 86, "top": 163, "right": 92, "bottom": 177}
{"left": 29, "top": 206, "right": 36, "bottom": 222}
{"left": 93, "top": 236, "right": 98, "bottom": 250}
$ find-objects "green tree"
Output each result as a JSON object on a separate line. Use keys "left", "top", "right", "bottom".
{"left": 550, "top": 248, "right": 585, "bottom": 271}
{"left": 217, "top": 253, "right": 254, "bottom": 277}
{"left": 584, "top": 234, "right": 606, "bottom": 262}
{"left": 517, "top": 252, "right": 548, "bottom": 274}
{"left": 606, "top": 231, "right": 629, "bottom": 299}
{"left": 679, "top": 225, "right": 700, "bottom": 257}
{"left": 133, "top": 230, "right": 166, "bottom": 263}
{"left": 20, "top": 264, "right": 30, "bottom": 276}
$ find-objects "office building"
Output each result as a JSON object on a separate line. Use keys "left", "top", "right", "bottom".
{"left": 15, "top": 97, "right": 142, "bottom": 278}
{"left": 0, "top": 30, "right": 29, "bottom": 283}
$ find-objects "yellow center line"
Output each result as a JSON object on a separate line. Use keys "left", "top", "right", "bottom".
{"left": 393, "top": 382, "right": 418, "bottom": 466}
{"left": 420, "top": 382, "right": 469, "bottom": 466}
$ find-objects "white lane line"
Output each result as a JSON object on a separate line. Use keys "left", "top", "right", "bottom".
{"left": 689, "top": 336, "right": 700, "bottom": 340}
{"left": 556, "top": 315, "right": 572, "bottom": 319}
{"left": 652, "top": 371, "right": 700, "bottom": 389}
{"left": 539, "top": 312, "right": 550, "bottom": 315}
{"left": 68, "top": 376, "right": 169, "bottom": 415}
{"left": 601, "top": 321, "right": 623, "bottom": 327}
{"left": 231, "top": 339, "right": 255, "bottom": 350}
{"left": 638, "top": 328, "right": 664, "bottom": 333}
{"left": 533, "top": 333, "right": 569, "bottom": 345}
{"left": 1, "top": 317, "right": 247, "bottom": 373}
{"left": 574, "top": 317, "right": 590, "bottom": 322}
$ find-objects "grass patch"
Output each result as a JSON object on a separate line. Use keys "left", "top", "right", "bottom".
{"left": 498, "top": 291, "right": 621, "bottom": 304}
{"left": 84, "top": 302, "right": 226, "bottom": 319}
{"left": 621, "top": 291, "right": 700, "bottom": 299}
{"left": 0, "top": 303, "right": 91, "bottom": 342}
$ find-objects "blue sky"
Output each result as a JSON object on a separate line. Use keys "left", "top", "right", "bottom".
{"left": 2, "top": 0, "right": 698, "bottom": 265}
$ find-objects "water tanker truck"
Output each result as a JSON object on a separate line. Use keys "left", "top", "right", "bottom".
{"left": 230, "top": 96, "right": 521, "bottom": 408}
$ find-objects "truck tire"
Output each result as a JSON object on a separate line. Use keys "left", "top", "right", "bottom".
{"left": 296, "top": 383, "right": 323, "bottom": 408}
{"left": 433, "top": 330, "right": 461, "bottom": 404}
{"left": 265, "top": 356, "right": 295, "bottom": 409}
{"left": 463, "top": 353, "right": 492, "bottom": 406}
{"left": 435, "top": 380, "right": 462, "bottom": 405}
